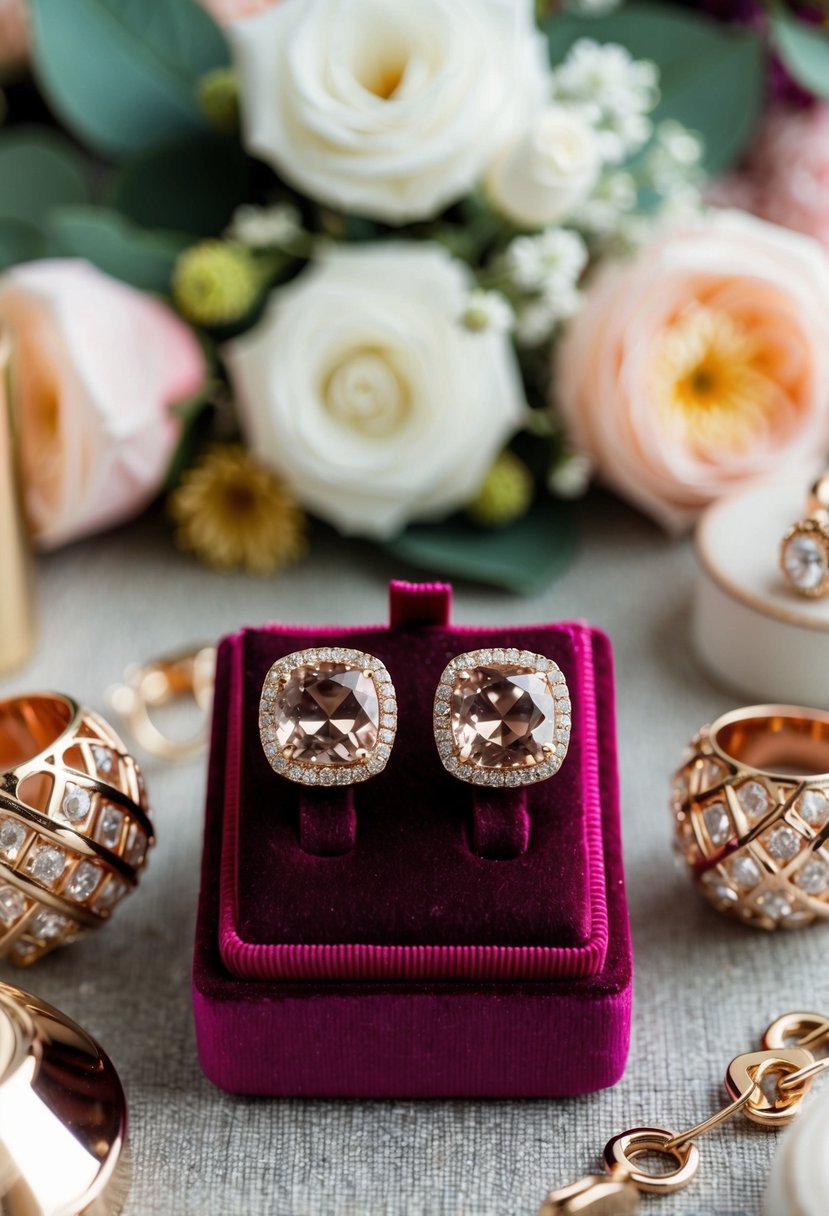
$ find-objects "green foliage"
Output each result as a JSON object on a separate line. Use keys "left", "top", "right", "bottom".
{"left": 545, "top": 2, "right": 765, "bottom": 174}
{"left": 28, "top": 0, "right": 229, "bottom": 158}
{"left": 386, "top": 497, "right": 579, "bottom": 595}
{"left": 770, "top": 13, "right": 829, "bottom": 102}
{"left": 46, "top": 206, "right": 189, "bottom": 292}
{"left": 0, "top": 127, "right": 90, "bottom": 228}
{"left": 0, "top": 219, "right": 44, "bottom": 270}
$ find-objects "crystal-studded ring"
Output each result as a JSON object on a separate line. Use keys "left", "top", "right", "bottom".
{"left": 259, "top": 647, "right": 397, "bottom": 786}
{"left": 433, "top": 648, "right": 571, "bottom": 786}
{"left": 672, "top": 704, "right": 829, "bottom": 930}
{"left": 0, "top": 692, "right": 153, "bottom": 965}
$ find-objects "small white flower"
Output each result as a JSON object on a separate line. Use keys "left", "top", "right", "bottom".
{"left": 227, "top": 203, "right": 302, "bottom": 249}
{"left": 461, "top": 289, "right": 514, "bottom": 333}
{"left": 577, "top": 171, "right": 637, "bottom": 235}
{"left": 506, "top": 228, "right": 588, "bottom": 292}
{"left": 566, "top": 0, "right": 623, "bottom": 12}
{"left": 541, "top": 280, "right": 583, "bottom": 321}
{"left": 553, "top": 39, "right": 659, "bottom": 164}
{"left": 548, "top": 450, "right": 593, "bottom": 498}
{"left": 647, "top": 120, "right": 704, "bottom": 194}
{"left": 515, "top": 298, "right": 559, "bottom": 346}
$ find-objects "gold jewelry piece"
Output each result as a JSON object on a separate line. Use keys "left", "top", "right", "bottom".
{"left": 540, "top": 1009, "right": 829, "bottom": 1213}
{"left": 780, "top": 473, "right": 829, "bottom": 597}
{"left": 0, "top": 979, "right": 129, "bottom": 1214}
{"left": 259, "top": 648, "right": 397, "bottom": 786}
{"left": 108, "top": 645, "right": 216, "bottom": 761}
{"left": 433, "top": 648, "right": 570, "bottom": 787}
{"left": 0, "top": 692, "right": 153, "bottom": 965}
{"left": 672, "top": 705, "right": 829, "bottom": 930}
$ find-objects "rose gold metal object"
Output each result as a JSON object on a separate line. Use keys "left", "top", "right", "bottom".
{"left": 539, "top": 1010, "right": 827, "bottom": 1214}
{"left": 0, "top": 328, "right": 35, "bottom": 678}
{"left": 672, "top": 705, "right": 829, "bottom": 929}
{"left": 0, "top": 693, "right": 153, "bottom": 965}
{"left": 0, "top": 979, "right": 129, "bottom": 1214}
{"left": 107, "top": 646, "right": 215, "bottom": 761}
{"left": 433, "top": 648, "right": 571, "bottom": 787}
{"left": 780, "top": 474, "right": 829, "bottom": 597}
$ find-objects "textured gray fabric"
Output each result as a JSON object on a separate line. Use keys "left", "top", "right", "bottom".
{"left": 1, "top": 496, "right": 824, "bottom": 1216}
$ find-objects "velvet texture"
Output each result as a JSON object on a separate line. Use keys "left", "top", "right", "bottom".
{"left": 192, "top": 584, "right": 633, "bottom": 1097}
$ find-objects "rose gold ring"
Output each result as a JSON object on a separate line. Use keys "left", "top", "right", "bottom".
{"left": 433, "top": 648, "right": 571, "bottom": 787}
{"left": 0, "top": 692, "right": 153, "bottom": 965}
{"left": 673, "top": 704, "right": 829, "bottom": 930}
{"left": 259, "top": 647, "right": 397, "bottom": 786}
{"left": 780, "top": 473, "right": 829, "bottom": 597}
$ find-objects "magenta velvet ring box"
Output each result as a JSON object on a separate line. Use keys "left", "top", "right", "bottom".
{"left": 192, "top": 581, "right": 632, "bottom": 1097}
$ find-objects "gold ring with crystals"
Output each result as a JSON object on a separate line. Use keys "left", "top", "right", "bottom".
{"left": 673, "top": 705, "right": 829, "bottom": 930}
{"left": 0, "top": 693, "right": 153, "bottom": 965}
{"left": 0, "top": 979, "right": 129, "bottom": 1214}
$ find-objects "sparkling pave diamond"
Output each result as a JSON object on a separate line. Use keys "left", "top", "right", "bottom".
{"left": 766, "top": 826, "right": 801, "bottom": 861}
{"left": 736, "top": 781, "right": 770, "bottom": 820}
{"left": 94, "top": 877, "right": 128, "bottom": 912}
{"left": 0, "top": 819, "right": 26, "bottom": 860}
{"left": 0, "top": 886, "right": 25, "bottom": 925}
{"left": 272, "top": 662, "right": 380, "bottom": 765}
{"left": 97, "top": 805, "right": 124, "bottom": 849}
{"left": 28, "top": 909, "right": 68, "bottom": 941}
{"left": 782, "top": 528, "right": 829, "bottom": 593}
{"left": 92, "top": 745, "right": 114, "bottom": 775}
{"left": 61, "top": 783, "right": 91, "bottom": 824}
{"left": 27, "top": 845, "right": 66, "bottom": 886}
{"left": 65, "top": 861, "right": 102, "bottom": 902}
{"left": 703, "top": 803, "right": 730, "bottom": 847}
{"left": 798, "top": 789, "right": 829, "bottom": 826}
{"left": 759, "top": 890, "right": 793, "bottom": 921}
{"left": 796, "top": 857, "right": 829, "bottom": 895}
{"left": 450, "top": 664, "right": 555, "bottom": 770}
{"left": 731, "top": 855, "right": 762, "bottom": 888}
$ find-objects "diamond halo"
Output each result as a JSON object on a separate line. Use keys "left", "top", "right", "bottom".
{"left": 259, "top": 647, "right": 397, "bottom": 786}
{"left": 434, "top": 648, "right": 571, "bottom": 787}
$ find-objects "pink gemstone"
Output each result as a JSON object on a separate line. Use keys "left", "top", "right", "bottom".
{"left": 274, "top": 662, "right": 379, "bottom": 765}
{"left": 450, "top": 664, "right": 555, "bottom": 769}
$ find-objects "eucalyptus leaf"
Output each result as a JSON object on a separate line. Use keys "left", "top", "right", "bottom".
{"left": 106, "top": 137, "right": 250, "bottom": 237}
{"left": 29, "top": 0, "right": 229, "bottom": 158}
{"left": 0, "top": 127, "right": 90, "bottom": 227}
{"left": 0, "top": 219, "right": 44, "bottom": 270}
{"left": 545, "top": 2, "right": 765, "bottom": 174}
{"left": 46, "top": 205, "right": 189, "bottom": 292}
{"left": 385, "top": 498, "right": 579, "bottom": 595}
{"left": 770, "top": 14, "right": 829, "bottom": 102}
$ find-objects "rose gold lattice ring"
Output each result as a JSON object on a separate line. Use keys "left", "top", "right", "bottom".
{"left": 673, "top": 704, "right": 829, "bottom": 930}
{"left": 0, "top": 692, "right": 153, "bottom": 965}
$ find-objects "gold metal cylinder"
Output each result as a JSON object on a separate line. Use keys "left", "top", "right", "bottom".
{"left": 0, "top": 330, "right": 34, "bottom": 678}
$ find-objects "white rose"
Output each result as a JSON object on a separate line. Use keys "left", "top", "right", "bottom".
{"left": 224, "top": 244, "right": 527, "bottom": 538}
{"left": 228, "top": 0, "right": 549, "bottom": 224}
{"left": 486, "top": 105, "right": 602, "bottom": 229}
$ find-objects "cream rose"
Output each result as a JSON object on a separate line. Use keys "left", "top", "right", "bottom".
{"left": 0, "top": 260, "right": 206, "bottom": 549}
{"left": 556, "top": 209, "right": 829, "bottom": 533}
{"left": 486, "top": 105, "right": 601, "bottom": 229}
{"left": 224, "top": 244, "right": 527, "bottom": 538}
{"left": 228, "top": 0, "right": 549, "bottom": 224}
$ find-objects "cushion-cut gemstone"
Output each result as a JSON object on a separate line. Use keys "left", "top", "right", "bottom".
{"left": 799, "top": 789, "right": 829, "bottom": 826}
{"left": 450, "top": 664, "right": 555, "bottom": 770}
{"left": 0, "top": 819, "right": 26, "bottom": 860}
{"left": 782, "top": 531, "right": 828, "bottom": 592}
{"left": 703, "top": 803, "right": 731, "bottom": 847}
{"left": 273, "top": 662, "right": 379, "bottom": 765}
{"left": 0, "top": 886, "right": 25, "bottom": 925}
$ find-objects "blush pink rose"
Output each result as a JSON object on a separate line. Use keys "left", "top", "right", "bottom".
{"left": 197, "top": 0, "right": 278, "bottom": 24}
{"left": 556, "top": 209, "right": 829, "bottom": 533}
{"left": 0, "top": 260, "right": 206, "bottom": 549}
{"left": 709, "top": 105, "right": 829, "bottom": 250}
{"left": 0, "top": 0, "right": 27, "bottom": 70}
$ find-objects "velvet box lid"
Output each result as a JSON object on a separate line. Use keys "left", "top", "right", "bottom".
{"left": 193, "top": 582, "right": 633, "bottom": 1097}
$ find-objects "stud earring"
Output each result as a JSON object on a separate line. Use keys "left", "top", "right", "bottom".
{"left": 433, "top": 648, "right": 571, "bottom": 787}
{"left": 259, "top": 647, "right": 397, "bottom": 786}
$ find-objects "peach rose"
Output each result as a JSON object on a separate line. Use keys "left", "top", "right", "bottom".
{"left": 197, "top": 0, "right": 278, "bottom": 25}
{"left": 0, "top": 0, "right": 27, "bottom": 71}
{"left": 556, "top": 209, "right": 829, "bottom": 532}
{"left": 0, "top": 260, "right": 206, "bottom": 549}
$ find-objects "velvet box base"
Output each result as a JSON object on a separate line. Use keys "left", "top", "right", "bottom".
{"left": 192, "top": 584, "right": 632, "bottom": 1097}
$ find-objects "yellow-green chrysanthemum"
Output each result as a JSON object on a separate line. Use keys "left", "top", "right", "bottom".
{"left": 467, "top": 450, "right": 534, "bottom": 528}
{"left": 197, "top": 67, "right": 240, "bottom": 135}
{"left": 170, "top": 445, "right": 307, "bottom": 575}
{"left": 172, "top": 241, "right": 259, "bottom": 327}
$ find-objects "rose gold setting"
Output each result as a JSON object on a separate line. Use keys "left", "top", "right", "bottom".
{"left": 672, "top": 704, "right": 829, "bottom": 930}
{"left": 434, "top": 648, "right": 571, "bottom": 787}
{"left": 779, "top": 516, "right": 829, "bottom": 598}
{"left": 0, "top": 692, "right": 153, "bottom": 966}
{"left": 259, "top": 647, "right": 397, "bottom": 786}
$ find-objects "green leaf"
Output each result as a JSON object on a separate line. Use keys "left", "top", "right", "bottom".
{"left": 0, "top": 219, "right": 45, "bottom": 270}
{"left": 771, "top": 14, "right": 829, "bottom": 101}
{"left": 106, "top": 137, "right": 251, "bottom": 237}
{"left": 545, "top": 2, "right": 765, "bottom": 175}
{"left": 385, "top": 497, "right": 579, "bottom": 595}
{"left": 46, "top": 205, "right": 190, "bottom": 292}
{"left": 28, "top": 0, "right": 229, "bottom": 159}
{"left": 0, "top": 127, "right": 90, "bottom": 228}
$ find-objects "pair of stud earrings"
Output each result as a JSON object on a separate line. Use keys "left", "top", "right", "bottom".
{"left": 259, "top": 646, "right": 572, "bottom": 789}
